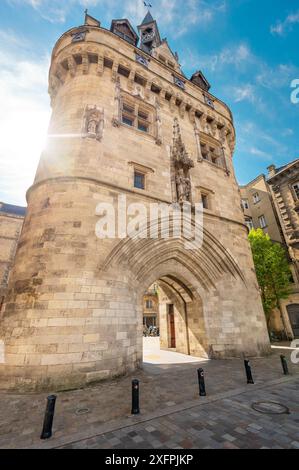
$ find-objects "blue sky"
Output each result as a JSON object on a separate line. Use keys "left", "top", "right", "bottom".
{"left": 0, "top": 0, "right": 298, "bottom": 205}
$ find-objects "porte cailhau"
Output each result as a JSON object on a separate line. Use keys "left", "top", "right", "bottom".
{"left": 0, "top": 11, "right": 270, "bottom": 392}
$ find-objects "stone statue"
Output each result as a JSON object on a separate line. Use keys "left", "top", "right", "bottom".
{"left": 87, "top": 113, "right": 98, "bottom": 135}
{"left": 172, "top": 118, "right": 194, "bottom": 204}
{"left": 84, "top": 105, "right": 104, "bottom": 141}
{"left": 176, "top": 169, "right": 192, "bottom": 204}
{"left": 112, "top": 77, "right": 121, "bottom": 127}
{"left": 155, "top": 98, "right": 162, "bottom": 146}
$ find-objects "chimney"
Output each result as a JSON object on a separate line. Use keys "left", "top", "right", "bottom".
{"left": 267, "top": 164, "right": 276, "bottom": 178}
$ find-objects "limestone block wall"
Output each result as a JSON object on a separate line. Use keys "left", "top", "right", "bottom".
{"left": 0, "top": 212, "right": 24, "bottom": 307}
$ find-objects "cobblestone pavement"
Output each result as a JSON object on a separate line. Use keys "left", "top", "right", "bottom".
{"left": 61, "top": 378, "right": 299, "bottom": 449}
{"left": 0, "top": 342, "right": 298, "bottom": 449}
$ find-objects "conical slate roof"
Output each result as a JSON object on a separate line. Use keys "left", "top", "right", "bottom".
{"left": 142, "top": 10, "right": 154, "bottom": 25}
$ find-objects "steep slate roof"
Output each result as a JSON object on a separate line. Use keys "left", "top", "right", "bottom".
{"left": 110, "top": 19, "right": 139, "bottom": 45}
{"left": 0, "top": 202, "right": 26, "bottom": 217}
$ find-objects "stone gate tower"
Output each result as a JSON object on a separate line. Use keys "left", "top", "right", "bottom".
{"left": 0, "top": 11, "right": 270, "bottom": 391}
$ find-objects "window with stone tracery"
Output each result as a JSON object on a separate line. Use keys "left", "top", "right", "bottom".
{"left": 120, "top": 96, "right": 152, "bottom": 135}
{"left": 200, "top": 142, "right": 224, "bottom": 169}
{"left": 293, "top": 182, "right": 299, "bottom": 200}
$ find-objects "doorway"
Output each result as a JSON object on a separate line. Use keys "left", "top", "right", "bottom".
{"left": 168, "top": 304, "right": 176, "bottom": 349}
{"left": 287, "top": 304, "right": 299, "bottom": 338}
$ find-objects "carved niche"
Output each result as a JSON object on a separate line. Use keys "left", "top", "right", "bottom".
{"left": 83, "top": 105, "right": 104, "bottom": 141}
{"left": 171, "top": 118, "right": 194, "bottom": 205}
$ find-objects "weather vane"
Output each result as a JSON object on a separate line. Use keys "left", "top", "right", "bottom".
{"left": 143, "top": 1, "right": 153, "bottom": 8}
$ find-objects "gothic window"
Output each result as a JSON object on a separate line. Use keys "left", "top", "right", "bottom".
{"left": 122, "top": 103, "right": 135, "bottom": 127}
{"left": 242, "top": 199, "right": 249, "bottom": 210}
{"left": 253, "top": 193, "right": 260, "bottom": 204}
{"left": 118, "top": 65, "right": 130, "bottom": 78}
{"left": 151, "top": 84, "right": 161, "bottom": 95}
{"left": 134, "top": 74, "right": 146, "bottom": 87}
{"left": 146, "top": 300, "right": 153, "bottom": 309}
{"left": 134, "top": 171, "right": 145, "bottom": 190}
{"left": 246, "top": 217, "right": 254, "bottom": 231}
{"left": 210, "top": 148, "right": 219, "bottom": 165}
{"left": 259, "top": 215, "right": 267, "bottom": 229}
{"left": 202, "top": 194, "right": 210, "bottom": 210}
{"left": 104, "top": 57, "right": 113, "bottom": 69}
{"left": 200, "top": 143, "right": 224, "bottom": 169}
{"left": 201, "top": 143, "right": 208, "bottom": 160}
{"left": 293, "top": 182, "right": 299, "bottom": 200}
{"left": 121, "top": 96, "right": 152, "bottom": 134}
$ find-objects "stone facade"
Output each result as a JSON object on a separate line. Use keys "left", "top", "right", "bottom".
{"left": 240, "top": 175, "right": 284, "bottom": 243}
{"left": 143, "top": 285, "right": 159, "bottom": 328}
{"left": 0, "top": 203, "right": 25, "bottom": 311}
{"left": 267, "top": 161, "right": 299, "bottom": 339}
{"left": 0, "top": 12, "right": 270, "bottom": 392}
{"left": 239, "top": 161, "right": 299, "bottom": 339}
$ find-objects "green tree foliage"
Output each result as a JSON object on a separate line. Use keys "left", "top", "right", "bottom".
{"left": 248, "top": 229, "right": 292, "bottom": 327}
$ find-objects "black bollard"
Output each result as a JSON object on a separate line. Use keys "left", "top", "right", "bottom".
{"left": 40, "top": 395, "right": 57, "bottom": 440}
{"left": 131, "top": 379, "right": 140, "bottom": 415}
{"left": 244, "top": 360, "right": 254, "bottom": 384}
{"left": 197, "top": 368, "right": 207, "bottom": 397}
{"left": 280, "top": 355, "right": 289, "bottom": 376}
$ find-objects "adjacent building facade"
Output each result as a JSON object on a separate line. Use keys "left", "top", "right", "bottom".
{"left": 240, "top": 159, "right": 299, "bottom": 339}
{"left": 0, "top": 203, "right": 25, "bottom": 312}
{"left": 143, "top": 284, "right": 159, "bottom": 328}
{"left": 0, "top": 11, "right": 270, "bottom": 392}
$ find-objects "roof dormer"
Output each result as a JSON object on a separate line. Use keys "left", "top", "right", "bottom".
{"left": 110, "top": 19, "right": 139, "bottom": 46}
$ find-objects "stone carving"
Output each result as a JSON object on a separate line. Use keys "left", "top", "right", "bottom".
{"left": 82, "top": 53, "right": 89, "bottom": 75}
{"left": 227, "top": 130, "right": 236, "bottom": 155}
{"left": 176, "top": 169, "right": 192, "bottom": 204}
{"left": 194, "top": 120, "right": 203, "bottom": 162}
{"left": 97, "top": 56, "right": 104, "bottom": 76}
{"left": 174, "top": 76, "right": 185, "bottom": 90}
{"left": 136, "top": 54, "right": 149, "bottom": 67}
{"left": 211, "top": 120, "right": 218, "bottom": 138}
{"left": 172, "top": 118, "right": 194, "bottom": 204}
{"left": 83, "top": 105, "right": 104, "bottom": 141}
{"left": 112, "top": 77, "right": 121, "bottom": 127}
{"left": 112, "top": 64, "right": 118, "bottom": 82}
{"left": 67, "top": 56, "right": 76, "bottom": 77}
{"left": 155, "top": 98, "right": 162, "bottom": 146}
{"left": 72, "top": 30, "right": 87, "bottom": 43}
{"left": 219, "top": 126, "right": 227, "bottom": 145}
{"left": 133, "top": 85, "right": 144, "bottom": 99}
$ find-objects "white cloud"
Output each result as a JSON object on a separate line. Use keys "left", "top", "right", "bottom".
{"left": 271, "top": 10, "right": 299, "bottom": 36}
{"left": 249, "top": 147, "right": 271, "bottom": 161}
{"left": 256, "top": 63, "right": 298, "bottom": 89}
{"left": 282, "top": 128, "right": 294, "bottom": 137}
{"left": 184, "top": 43, "right": 252, "bottom": 73}
{"left": 232, "top": 84, "right": 256, "bottom": 103}
{"left": 0, "top": 30, "right": 51, "bottom": 205}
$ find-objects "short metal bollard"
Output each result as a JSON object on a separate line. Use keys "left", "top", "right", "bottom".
{"left": 197, "top": 368, "right": 207, "bottom": 397}
{"left": 244, "top": 360, "right": 254, "bottom": 384}
{"left": 131, "top": 379, "right": 140, "bottom": 415}
{"left": 40, "top": 395, "right": 57, "bottom": 440}
{"left": 280, "top": 355, "right": 289, "bottom": 376}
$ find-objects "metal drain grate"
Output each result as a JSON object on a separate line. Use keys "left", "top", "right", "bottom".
{"left": 252, "top": 401, "right": 290, "bottom": 415}
{"left": 75, "top": 408, "right": 90, "bottom": 416}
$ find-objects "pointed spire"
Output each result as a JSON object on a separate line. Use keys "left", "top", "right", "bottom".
{"left": 142, "top": 10, "right": 154, "bottom": 25}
